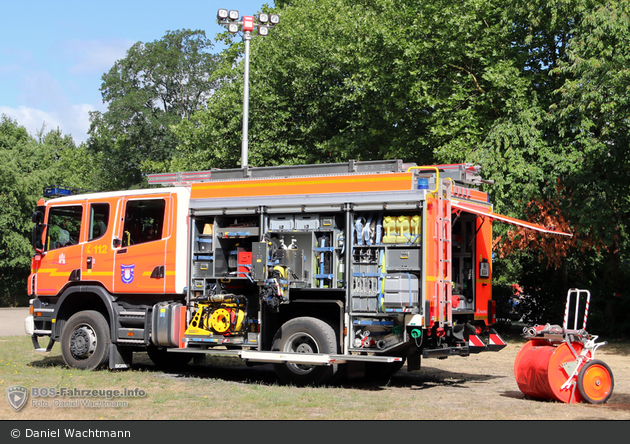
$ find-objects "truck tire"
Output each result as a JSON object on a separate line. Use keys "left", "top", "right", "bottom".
{"left": 272, "top": 317, "right": 338, "bottom": 386}
{"left": 60, "top": 310, "right": 111, "bottom": 370}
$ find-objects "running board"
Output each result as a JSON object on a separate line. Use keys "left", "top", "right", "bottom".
{"left": 168, "top": 348, "right": 403, "bottom": 366}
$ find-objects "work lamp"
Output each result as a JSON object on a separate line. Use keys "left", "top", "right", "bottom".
{"left": 217, "top": 9, "right": 228, "bottom": 20}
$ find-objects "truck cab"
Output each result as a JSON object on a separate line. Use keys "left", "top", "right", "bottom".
{"left": 27, "top": 187, "right": 190, "bottom": 369}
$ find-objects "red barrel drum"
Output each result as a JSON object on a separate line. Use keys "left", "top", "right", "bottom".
{"left": 514, "top": 339, "right": 588, "bottom": 404}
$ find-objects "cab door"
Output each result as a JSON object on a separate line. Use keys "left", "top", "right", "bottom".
{"left": 81, "top": 201, "right": 115, "bottom": 292}
{"left": 35, "top": 202, "right": 86, "bottom": 296}
{"left": 113, "top": 195, "right": 172, "bottom": 294}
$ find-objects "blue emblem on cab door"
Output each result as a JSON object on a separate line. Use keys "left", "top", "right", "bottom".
{"left": 121, "top": 264, "right": 135, "bottom": 284}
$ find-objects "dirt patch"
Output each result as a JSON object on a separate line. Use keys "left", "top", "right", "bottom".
{"left": 149, "top": 336, "right": 630, "bottom": 420}
{"left": 374, "top": 339, "right": 630, "bottom": 420}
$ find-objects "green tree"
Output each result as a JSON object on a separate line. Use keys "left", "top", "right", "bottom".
{"left": 0, "top": 116, "right": 53, "bottom": 305}
{"left": 174, "top": 0, "right": 539, "bottom": 170}
{"left": 88, "top": 29, "right": 221, "bottom": 190}
{"left": 0, "top": 117, "right": 96, "bottom": 306}
{"left": 550, "top": 1, "right": 630, "bottom": 334}
{"left": 170, "top": 0, "right": 630, "bottom": 336}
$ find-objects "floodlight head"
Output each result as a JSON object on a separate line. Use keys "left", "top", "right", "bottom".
{"left": 258, "top": 26, "right": 269, "bottom": 36}
{"left": 270, "top": 14, "right": 280, "bottom": 25}
{"left": 228, "top": 10, "right": 239, "bottom": 20}
{"left": 217, "top": 9, "right": 228, "bottom": 20}
{"left": 227, "top": 23, "right": 239, "bottom": 33}
{"left": 258, "top": 13, "right": 269, "bottom": 23}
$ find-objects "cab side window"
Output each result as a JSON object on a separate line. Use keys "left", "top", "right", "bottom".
{"left": 88, "top": 203, "right": 110, "bottom": 241}
{"left": 46, "top": 205, "right": 83, "bottom": 251}
{"left": 122, "top": 199, "right": 165, "bottom": 247}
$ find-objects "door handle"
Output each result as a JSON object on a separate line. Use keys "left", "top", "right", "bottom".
{"left": 150, "top": 266, "right": 165, "bottom": 279}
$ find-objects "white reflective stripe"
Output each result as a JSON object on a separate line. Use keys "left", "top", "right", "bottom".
{"left": 468, "top": 335, "right": 486, "bottom": 348}
{"left": 489, "top": 333, "right": 506, "bottom": 346}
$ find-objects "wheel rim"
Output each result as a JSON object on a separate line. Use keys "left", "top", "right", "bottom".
{"left": 69, "top": 323, "right": 98, "bottom": 361}
{"left": 283, "top": 332, "right": 319, "bottom": 375}
{"left": 581, "top": 363, "right": 612, "bottom": 403}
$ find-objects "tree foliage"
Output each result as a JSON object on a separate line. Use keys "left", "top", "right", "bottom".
{"left": 3, "top": 1, "right": 630, "bottom": 336}
{"left": 0, "top": 116, "right": 95, "bottom": 305}
{"left": 172, "top": 0, "right": 630, "bottom": 335}
{"left": 88, "top": 29, "right": 221, "bottom": 190}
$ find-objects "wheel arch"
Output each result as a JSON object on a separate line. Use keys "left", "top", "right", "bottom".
{"left": 54, "top": 285, "right": 116, "bottom": 342}
{"left": 262, "top": 299, "right": 343, "bottom": 352}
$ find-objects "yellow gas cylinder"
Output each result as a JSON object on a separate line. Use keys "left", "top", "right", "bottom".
{"left": 382, "top": 216, "right": 397, "bottom": 243}
{"left": 410, "top": 215, "right": 421, "bottom": 243}
{"left": 396, "top": 215, "right": 410, "bottom": 243}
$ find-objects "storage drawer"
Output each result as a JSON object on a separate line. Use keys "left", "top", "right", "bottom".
{"left": 386, "top": 248, "right": 421, "bottom": 270}
{"left": 193, "top": 260, "right": 213, "bottom": 277}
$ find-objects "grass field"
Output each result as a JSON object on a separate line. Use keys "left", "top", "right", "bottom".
{"left": 2, "top": 333, "right": 629, "bottom": 421}
{"left": 1, "top": 335, "right": 392, "bottom": 421}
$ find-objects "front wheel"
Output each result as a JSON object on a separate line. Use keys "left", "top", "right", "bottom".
{"left": 577, "top": 359, "right": 614, "bottom": 404}
{"left": 272, "top": 317, "right": 338, "bottom": 386}
{"left": 60, "top": 310, "right": 111, "bottom": 370}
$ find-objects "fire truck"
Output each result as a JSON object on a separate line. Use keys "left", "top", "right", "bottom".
{"left": 25, "top": 160, "right": 569, "bottom": 385}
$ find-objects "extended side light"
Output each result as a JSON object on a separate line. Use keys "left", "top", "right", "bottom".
{"left": 228, "top": 23, "right": 239, "bottom": 33}
{"left": 258, "top": 13, "right": 269, "bottom": 23}
{"left": 270, "top": 14, "right": 280, "bottom": 24}
{"left": 258, "top": 26, "right": 269, "bottom": 36}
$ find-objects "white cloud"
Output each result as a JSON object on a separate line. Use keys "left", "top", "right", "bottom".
{"left": 1, "top": 38, "right": 133, "bottom": 144}
{"left": 0, "top": 103, "right": 96, "bottom": 144}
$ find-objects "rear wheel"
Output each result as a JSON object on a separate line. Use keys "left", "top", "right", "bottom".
{"left": 577, "top": 359, "right": 614, "bottom": 404}
{"left": 60, "top": 310, "right": 110, "bottom": 370}
{"left": 272, "top": 317, "right": 338, "bottom": 386}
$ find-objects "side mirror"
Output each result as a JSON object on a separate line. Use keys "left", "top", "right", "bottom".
{"left": 113, "top": 238, "right": 122, "bottom": 248}
{"left": 32, "top": 211, "right": 44, "bottom": 224}
{"left": 32, "top": 225, "right": 44, "bottom": 252}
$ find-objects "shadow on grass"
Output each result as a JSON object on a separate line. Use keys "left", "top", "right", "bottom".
{"left": 28, "top": 350, "right": 504, "bottom": 392}
{"left": 133, "top": 352, "right": 504, "bottom": 392}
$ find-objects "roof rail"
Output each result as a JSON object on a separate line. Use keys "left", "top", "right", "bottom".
{"left": 147, "top": 160, "right": 416, "bottom": 186}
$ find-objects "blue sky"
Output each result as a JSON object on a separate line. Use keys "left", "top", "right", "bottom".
{"left": 0, "top": 0, "right": 273, "bottom": 144}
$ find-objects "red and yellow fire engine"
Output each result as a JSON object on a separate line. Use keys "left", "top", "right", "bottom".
{"left": 26, "top": 160, "right": 570, "bottom": 386}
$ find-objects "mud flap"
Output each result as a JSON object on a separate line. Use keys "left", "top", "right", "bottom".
{"left": 109, "top": 344, "right": 133, "bottom": 370}
{"left": 487, "top": 329, "right": 508, "bottom": 352}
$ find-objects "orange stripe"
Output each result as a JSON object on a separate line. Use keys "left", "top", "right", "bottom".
{"left": 191, "top": 173, "right": 413, "bottom": 200}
